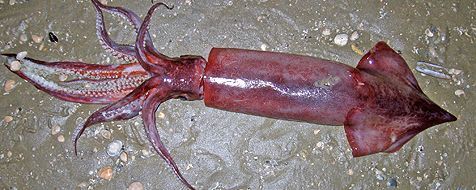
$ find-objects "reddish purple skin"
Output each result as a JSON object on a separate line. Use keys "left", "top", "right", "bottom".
{"left": 204, "top": 48, "right": 358, "bottom": 125}
{"left": 2, "top": 55, "right": 148, "bottom": 104}
{"left": 204, "top": 42, "right": 456, "bottom": 157}
{"left": 344, "top": 43, "right": 456, "bottom": 156}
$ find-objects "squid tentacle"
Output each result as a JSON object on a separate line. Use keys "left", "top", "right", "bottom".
{"left": 91, "top": 0, "right": 155, "bottom": 49}
{"left": 134, "top": 5, "right": 197, "bottom": 188}
{"left": 72, "top": 76, "right": 164, "bottom": 154}
{"left": 135, "top": 2, "right": 174, "bottom": 74}
{"left": 92, "top": 0, "right": 137, "bottom": 62}
{"left": 91, "top": 0, "right": 162, "bottom": 62}
{"left": 3, "top": 54, "right": 148, "bottom": 79}
{"left": 3, "top": 54, "right": 149, "bottom": 104}
{"left": 141, "top": 88, "right": 195, "bottom": 190}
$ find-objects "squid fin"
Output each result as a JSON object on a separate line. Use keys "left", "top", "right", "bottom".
{"left": 357, "top": 41, "right": 423, "bottom": 92}
{"left": 345, "top": 42, "right": 457, "bottom": 157}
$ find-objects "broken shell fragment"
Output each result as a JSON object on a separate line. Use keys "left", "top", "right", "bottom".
{"left": 3, "top": 116, "right": 13, "bottom": 123}
{"left": 57, "top": 135, "right": 65, "bottom": 142}
{"left": 107, "top": 140, "right": 123, "bottom": 157}
{"left": 333, "top": 34, "right": 349, "bottom": 46}
{"left": 51, "top": 125, "right": 61, "bottom": 135}
{"left": 31, "top": 34, "right": 44, "bottom": 43}
{"left": 98, "top": 166, "right": 113, "bottom": 180}
{"left": 120, "top": 152, "right": 128, "bottom": 163}
{"left": 4, "top": 80, "right": 16, "bottom": 92}
{"left": 454, "top": 89, "right": 464, "bottom": 97}
{"left": 415, "top": 61, "right": 450, "bottom": 79}
{"left": 100, "top": 129, "right": 111, "bottom": 139}
{"left": 127, "top": 181, "right": 144, "bottom": 190}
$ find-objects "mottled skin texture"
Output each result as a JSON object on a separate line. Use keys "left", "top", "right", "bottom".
{"left": 2, "top": 1, "right": 456, "bottom": 189}
{"left": 204, "top": 44, "right": 456, "bottom": 157}
{"left": 345, "top": 42, "right": 457, "bottom": 156}
{"left": 2, "top": 56, "right": 148, "bottom": 103}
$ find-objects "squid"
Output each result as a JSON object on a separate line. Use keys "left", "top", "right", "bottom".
{"left": 2, "top": 1, "right": 456, "bottom": 189}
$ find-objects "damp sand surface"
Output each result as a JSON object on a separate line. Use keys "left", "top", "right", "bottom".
{"left": 0, "top": 0, "right": 475, "bottom": 189}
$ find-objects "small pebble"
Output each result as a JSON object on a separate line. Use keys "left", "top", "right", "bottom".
{"left": 77, "top": 182, "right": 88, "bottom": 188}
{"left": 322, "top": 28, "right": 331, "bottom": 36}
{"left": 454, "top": 89, "right": 464, "bottom": 97}
{"left": 158, "top": 112, "right": 165, "bottom": 119}
{"left": 141, "top": 149, "right": 150, "bottom": 157}
{"left": 58, "top": 74, "right": 68, "bottom": 82}
{"left": 260, "top": 44, "right": 268, "bottom": 51}
{"left": 9, "top": 0, "right": 15, "bottom": 5}
{"left": 6, "top": 151, "right": 12, "bottom": 158}
{"left": 387, "top": 178, "right": 398, "bottom": 188}
{"left": 16, "top": 51, "right": 27, "bottom": 60}
{"left": 313, "top": 129, "right": 320, "bottom": 135}
{"left": 185, "top": 163, "right": 193, "bottom": 170}
{"left": 4, "top": 79, "right": 16, "bottom": 92}
{"left": 350, "top": 31, "right": 360, "bottom": 41}
{"left": 98, "top": 166, "right": 113, "bottom": 180}
{"left": 375, "top": 169, "right": 385, "bottom": 180}
{"left": 3, "top": 116, "right": 13, "bottom": 123}
{"left": 57, "top": 135, "right": 65, "bottom": 142}
{"left": 316, "top": 141, "right": 324, "bottom": 148}
{"left": 99, "top": 0, "right": 107, "bottom": 4}
{"left": 347, "top": 169, "right": 354, "bottom": 176}
{"left": 351, "top": 44, "right": 364, "bottom": 55}
{"left": 10, "top": 60, "right": 21, "bottom": 71}
{"left": 120, "top": 152, "right": 128, "bottom": 163}
{"left": 448, "top": 68, "right": 462, "bottom": 75}
{"left": 101, "top": 129, "right": 111, "bottom": 139}
{"left": 107, "top": 140, "right": 123, "bottom": 157}
{"left": 51, "top": 125, "right": 61, "bottom": 135}
{"left": 31, "top": 34, "right": 43, "bottom": 43}
{"left": 127, "top": 181, "right": 144, "bottom": 190}
{"left": 19, "top": 34, "right": 28, "bottom": 42}
{"left": 333, "top": 34, "right": 349, "bottom": 46}
{"left": 425, "top": 28, "right": 434, "bottom": 37}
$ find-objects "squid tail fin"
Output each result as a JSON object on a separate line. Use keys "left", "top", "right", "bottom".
{"left": 344, "top": 42, "right": 457, "bottom": 157}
